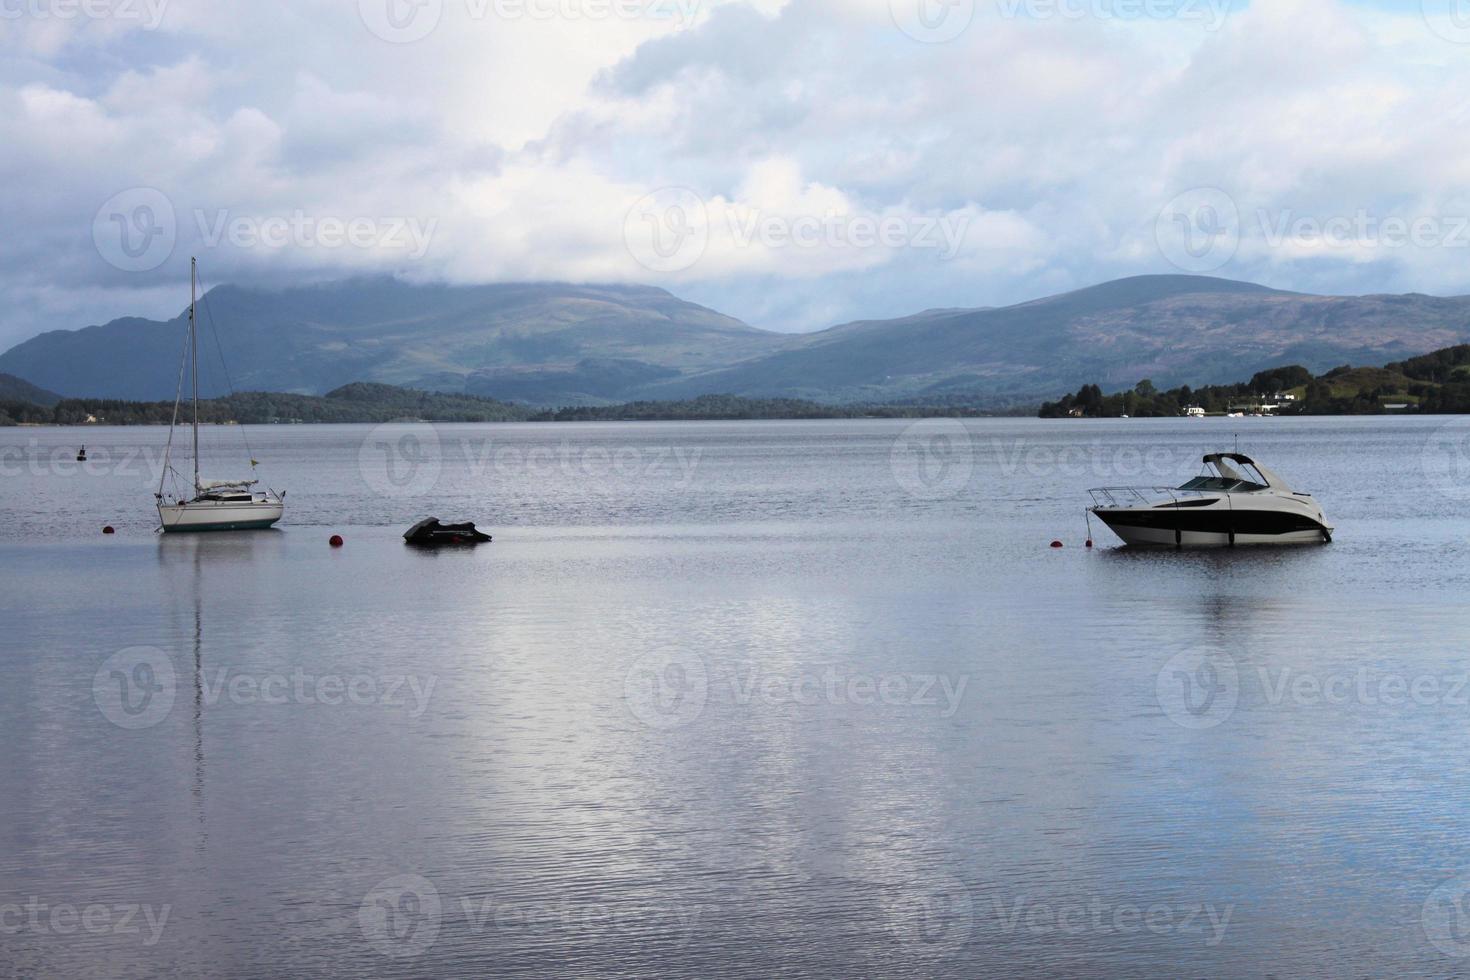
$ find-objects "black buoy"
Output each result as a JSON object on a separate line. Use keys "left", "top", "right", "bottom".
{"left": 76, "top": 446, "right": 86, "bottom": 462}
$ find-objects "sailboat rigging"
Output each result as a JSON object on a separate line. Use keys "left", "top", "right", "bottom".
{"left": 156, "top": 257, "right": 285, "bottom": 532}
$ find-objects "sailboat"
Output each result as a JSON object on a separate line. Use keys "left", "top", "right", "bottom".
{"left": 156, "top": 258, "right": 285, "bottom": 532}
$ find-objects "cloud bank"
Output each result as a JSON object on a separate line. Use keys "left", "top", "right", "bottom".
{"left": 2, "top": 0, "right": 1468, "bottom": 349}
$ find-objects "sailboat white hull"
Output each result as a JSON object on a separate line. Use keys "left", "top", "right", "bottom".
{"left": 158, "top": 498, "right": 283, "bottom": 532}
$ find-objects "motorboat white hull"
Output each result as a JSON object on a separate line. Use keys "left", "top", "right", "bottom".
{"left": 158, "top": 497, "right": 283, "bottom": 532}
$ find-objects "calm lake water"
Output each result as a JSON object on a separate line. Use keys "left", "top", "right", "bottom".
{"left": 3, "top": 416, "right": 1470, "bottom": 977}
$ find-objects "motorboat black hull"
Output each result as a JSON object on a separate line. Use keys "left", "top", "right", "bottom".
{"left": 1092, "top": 505, "right": 1332, "bottom": 547}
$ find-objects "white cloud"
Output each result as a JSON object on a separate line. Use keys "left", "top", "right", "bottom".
{"left": 1, "top": 0, "right": 1469, "bottom": 349}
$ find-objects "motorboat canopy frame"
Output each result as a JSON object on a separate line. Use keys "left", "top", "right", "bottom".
{"left": 1086, "top": 453, "right": 1303, "bottom": 510}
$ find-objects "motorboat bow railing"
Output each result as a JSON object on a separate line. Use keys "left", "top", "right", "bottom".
{"left": 1088, "top": 486, "right": 1207, "bottom": 509}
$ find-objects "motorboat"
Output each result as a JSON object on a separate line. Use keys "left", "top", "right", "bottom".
{"left": 156, "top": 258, "right": 285, "bottom": 533}
{"left": 1088, "top": 452, "right": 1332, "bottom": 547}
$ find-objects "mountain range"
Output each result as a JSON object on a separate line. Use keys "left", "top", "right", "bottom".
{"left": 4, "top": 275, "right": 1469, "bottom": 406}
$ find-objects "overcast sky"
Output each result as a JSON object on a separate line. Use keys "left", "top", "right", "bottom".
{"left": 2, "top": 0, "right": 1469, "bottom": 350}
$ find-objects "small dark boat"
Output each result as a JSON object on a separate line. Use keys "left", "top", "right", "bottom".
{"left": 403, "top": 517, "right": 492, "bottom": 546}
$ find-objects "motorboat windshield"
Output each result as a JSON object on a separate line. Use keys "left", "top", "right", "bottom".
{"left": 1178, "top": 475, "right": 1265, "bottom": 493}
{"left": 1197, "top": 453, "right": 1296, "bottom": 493}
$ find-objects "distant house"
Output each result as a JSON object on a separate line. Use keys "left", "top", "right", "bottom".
{"left": 1272, "top": 392, "right": 1298, "bottom": 402}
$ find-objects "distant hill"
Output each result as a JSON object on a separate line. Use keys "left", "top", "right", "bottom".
{"left": 642, "top": 276, "right": 1470, "bottom": 402}
{"left": 0, "top": 279, "right": 777, "bottom": 403}
{"left": 6, "top": 274, "right": 1470, "bottom": 405}
{"left": 0, "top": 372, "right": 61, "bottom": 407}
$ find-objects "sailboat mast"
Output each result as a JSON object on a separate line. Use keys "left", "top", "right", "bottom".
{"left": 191, "top": 256, "right": 199, "bottom": 494}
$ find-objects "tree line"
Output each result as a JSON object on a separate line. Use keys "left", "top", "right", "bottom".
{"left": 1039, "top": 345, "right": 1470, "bottom": 417}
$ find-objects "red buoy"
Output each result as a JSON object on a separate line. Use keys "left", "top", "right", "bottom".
{"left": 329, "top": 534, "right": 344, "bottom": 547}
{"left": 1050, "top": 540, "right": 1063, "bottom": 548}
{"left": 1085, "top": 539, "right": 1094, "bottom": 548}
{"left": 102, "top": 526, "right": 115, "bottom": 534}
